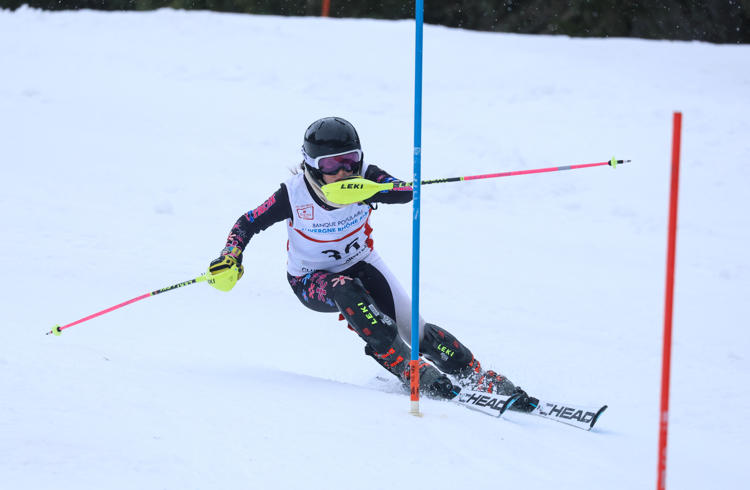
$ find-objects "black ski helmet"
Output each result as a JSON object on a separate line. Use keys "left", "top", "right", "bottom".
{"left": 302, "top": 117, "right": 363, "bottom": 180}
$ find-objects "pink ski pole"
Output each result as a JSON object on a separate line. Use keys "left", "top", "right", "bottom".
{"left": 46, "top": 274, "right": 209, "bottom": 336}
{"left": 413, "top": 158, "right": 629, "bottom": 187}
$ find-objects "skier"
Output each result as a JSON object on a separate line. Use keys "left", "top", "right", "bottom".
{"left": 207, "top": 116, "right": 538, "bottom": 411}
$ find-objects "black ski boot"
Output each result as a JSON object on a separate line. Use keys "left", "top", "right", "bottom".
{"left": 404, "top": 360, "right": 460, "bottom": 400}
{"left": 508, "top": 386, "right": 539, "bottom": 413}
{"left": 426, "top": 374, "right": 460, "bottom": 400}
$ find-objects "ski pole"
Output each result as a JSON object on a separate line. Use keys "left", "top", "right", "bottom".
{"left": 46, "top": 273, "right": 210, "bottom": 336}
{"left": 322, "top": 157, "right": 630, "bottom": 205}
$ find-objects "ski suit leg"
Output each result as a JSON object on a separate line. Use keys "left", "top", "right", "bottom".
{"left": 286, "top": 253, "right": 418, "bottom": 326}
{"left": 287, "top": 264, "right": 533, "bottom": 407}
{"left": 287, "top": 267, "right": 455, "bottom": 398}
{"left": 287, "top": 255, "right": 501, "bottom": 386}
{"left": 287, "top": 269, "right": 404, "bottom": 371}
{"left": 287, "top": 270, "right": 341, "bottom": 313}
{"left": 331, "top": 278, "right": 454, "bottom": 395}
{"left": 359, "top": 253, "right": 424, "bottom": 342}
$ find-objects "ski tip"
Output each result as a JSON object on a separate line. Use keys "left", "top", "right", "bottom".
{"left": 589, "top": 405, "right": 608, "bottom": 430}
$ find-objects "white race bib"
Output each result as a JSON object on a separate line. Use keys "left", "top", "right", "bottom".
{"left": 284, "top": 173, "right": 374, "bottom": 276}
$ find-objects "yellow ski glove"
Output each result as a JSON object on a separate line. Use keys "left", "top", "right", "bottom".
{"left": 208, "top": 247, "right": 244, "bottom": 292}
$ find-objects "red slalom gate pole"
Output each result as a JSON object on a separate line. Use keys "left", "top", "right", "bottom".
{"left": 658, "top": 112, "right": 682, "bottom": 490}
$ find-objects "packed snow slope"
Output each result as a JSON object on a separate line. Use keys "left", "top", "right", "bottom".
{"left": 1, "top": 7, "right": 748, "bottom": 490}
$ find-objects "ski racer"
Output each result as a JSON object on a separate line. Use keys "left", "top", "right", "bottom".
{"left": 207, "top": 116, "right": 538, "bottom": 412}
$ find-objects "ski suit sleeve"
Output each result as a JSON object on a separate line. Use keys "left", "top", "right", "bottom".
{"left": 363, "top": 164, "right": 413, "bottom": 204}
{"left": 221, "top": 184, "right": 292, "bottom": 256}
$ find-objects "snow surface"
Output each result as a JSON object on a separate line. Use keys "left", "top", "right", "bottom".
{"left": 1, "top": 7, "right": 749, "bottom": 490}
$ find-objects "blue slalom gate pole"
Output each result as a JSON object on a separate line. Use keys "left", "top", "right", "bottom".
{"left": 410, "top": 0, "right": 424, "bottom": 415}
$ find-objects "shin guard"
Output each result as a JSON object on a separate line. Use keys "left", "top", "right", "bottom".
{"left": 420, "top": 323, "right": 476, "bottom": 375}
{"left": 333, "top": 278, "right": 400, "bottom": 354}
{"left": 334, "top": 278, "right": 410, "bottom": 379}
{"left": 421, "top": 323, "right": 516, "bottom": 395}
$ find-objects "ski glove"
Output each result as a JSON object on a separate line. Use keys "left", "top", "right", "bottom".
{"left": 208, "top": 247, "right": 244, "bottom": 292}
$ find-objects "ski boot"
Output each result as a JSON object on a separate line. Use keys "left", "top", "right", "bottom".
{"left": 404, "top": 359, "right": 460, "bottom": 400}
{"left": 455, "top": 363, "right": 516, "bottom": 396}
{"left": 507, "top": 386, "right": 539, "bottom": 413}
{"left": 454, "top": 364, "right": 539, "bottom": 412}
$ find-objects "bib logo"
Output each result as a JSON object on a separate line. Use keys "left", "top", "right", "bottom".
{"left": 296, "top": 204, "right": 314, "bottom": 220}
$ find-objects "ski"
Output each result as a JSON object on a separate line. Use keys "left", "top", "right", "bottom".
{"left": 524, "top": 399, "right": 608, "bottom": 431}
{"left": 453, "top": 388, "right": 521, "bottom": 418}
{"left": 455, "top": 388, "right": 608, "bottom": 431}
{"left": 372, "top": 376, "right": 607, "bottom": 430}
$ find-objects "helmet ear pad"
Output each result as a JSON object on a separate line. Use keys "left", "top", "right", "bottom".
{"left": 303, "top": 161, "right": 324, "bottom": 184}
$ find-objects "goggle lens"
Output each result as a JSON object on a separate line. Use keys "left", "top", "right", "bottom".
{"left": 316, "top": 150, "right": 361, "bottom": 174}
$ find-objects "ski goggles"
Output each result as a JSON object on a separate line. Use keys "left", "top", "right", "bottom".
{"left": 303, "top": 149, "right": 362, "bottom": 175}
